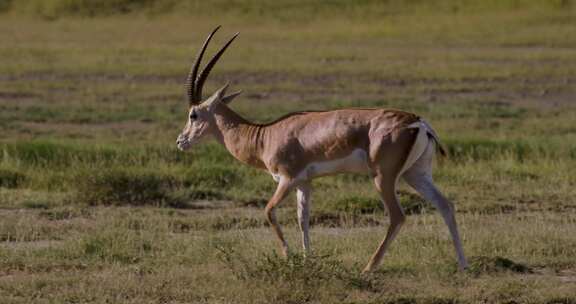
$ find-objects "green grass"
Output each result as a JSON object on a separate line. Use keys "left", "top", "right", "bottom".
{"left": 2, "top": 0, "right": 575, "bottom": 21}
{"left": 0, "top": 2, "right": 576, "bottom": 303}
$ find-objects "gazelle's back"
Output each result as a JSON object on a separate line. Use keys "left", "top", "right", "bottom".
{"left": 262, "top": 108, "right": 420, "bottom": 176}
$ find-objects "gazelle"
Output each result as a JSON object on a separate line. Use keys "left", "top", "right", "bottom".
{"left": 176, "top": 26, "right": 469, "bottom": 272}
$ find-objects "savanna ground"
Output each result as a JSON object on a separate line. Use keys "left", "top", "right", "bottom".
{"left": 1, "top": 1, "right": 576, "bottom": 303}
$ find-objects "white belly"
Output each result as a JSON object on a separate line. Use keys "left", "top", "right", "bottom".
{"left": 297, "top": 148, "right": 371, "bottom": 180}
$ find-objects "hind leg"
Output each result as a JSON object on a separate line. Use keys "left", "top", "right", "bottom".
{"left": 403, "top": 143, "right": 469, "bottom": 270}
{"left": 363, "top": 127, "right": 420, "bottom": 273}
{"left": 363, "top": 173, "right": 406, "bottom": 273}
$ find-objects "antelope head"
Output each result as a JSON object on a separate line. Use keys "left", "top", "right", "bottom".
{"left": 176, "top": 26, "right": 241, "bottom": 151}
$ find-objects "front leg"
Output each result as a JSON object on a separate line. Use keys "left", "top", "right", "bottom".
{"left": 264, "top": 177, "right": 293, "bottom": 256}
{"left": 296, "top": 183, "right": 312, "bottom": 254}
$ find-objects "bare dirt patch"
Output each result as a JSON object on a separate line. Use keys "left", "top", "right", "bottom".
{"left": 0, "top": 91, "right": 39, "bottom": 100}
{"left": 3, "top": 70, "right": 574, "bottom": 106}
{"left": 0, "top": 240, "right": 65, "bottom": 250}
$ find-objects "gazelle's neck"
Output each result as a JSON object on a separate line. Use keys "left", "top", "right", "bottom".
{"left": 212, "top": 104, "right": 267, "bottom": 169}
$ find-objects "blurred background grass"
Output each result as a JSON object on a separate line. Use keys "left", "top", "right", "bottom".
{"left": 1, "top": 0, "right": 574, "bottom": 19}
{"left": 1, "top": 1, "right": 576, "bottom": 303}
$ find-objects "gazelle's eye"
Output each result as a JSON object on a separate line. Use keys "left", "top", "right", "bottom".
{"left": 190, "top": 111, "right": 198, "bottom": 120}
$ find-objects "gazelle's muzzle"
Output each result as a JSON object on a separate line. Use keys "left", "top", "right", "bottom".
{"left": 176, "top": 134, "right": 191, "bottom": 151}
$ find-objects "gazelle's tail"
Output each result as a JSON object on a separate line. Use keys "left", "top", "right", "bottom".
{"left": 420, "top": 119, "right": 447, "bottom": 157}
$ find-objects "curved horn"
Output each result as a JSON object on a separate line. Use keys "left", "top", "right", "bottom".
{"left": 186, "top": 26, "right": 221, "bottom": 105}
{"left": 193, "top": 32, "right": 239, "bottom": 103}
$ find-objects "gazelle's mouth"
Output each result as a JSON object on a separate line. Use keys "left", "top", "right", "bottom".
{"left": 177, "top": 140, "right": 192, "bottom": 151}
{"left": 176, "top": 135, "right": 192, "bottom": 151}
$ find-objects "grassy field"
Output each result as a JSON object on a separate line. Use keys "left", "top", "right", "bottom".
{"left": 1, "top": 1, "right": 576, "bottom": 303}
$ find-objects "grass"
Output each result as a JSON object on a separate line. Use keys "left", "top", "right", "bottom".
{"left": 3, "top": 0, "right": 574, "bottom": 19}
{"left": 0, "top": 2, "right": 576, "bottom": 303}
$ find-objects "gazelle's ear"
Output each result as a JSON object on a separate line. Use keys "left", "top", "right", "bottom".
{"left": 222, "top": 90, "right": 242, "bottom": 105}
{"left": 205, "top": 83, "right": 229, "bottom": 111}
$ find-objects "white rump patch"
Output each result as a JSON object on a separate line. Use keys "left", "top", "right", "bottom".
{"left": 399, "top": 121, "right": 429, "bottom": 177}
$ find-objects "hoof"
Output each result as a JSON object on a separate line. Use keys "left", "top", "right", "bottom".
{"left": 280, "top": 246, "right": 289, "bottom": 258}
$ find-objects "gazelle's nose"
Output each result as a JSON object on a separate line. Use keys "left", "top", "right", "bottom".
{"left": 176, "top": 134, "right": 191, "bottom": 151}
